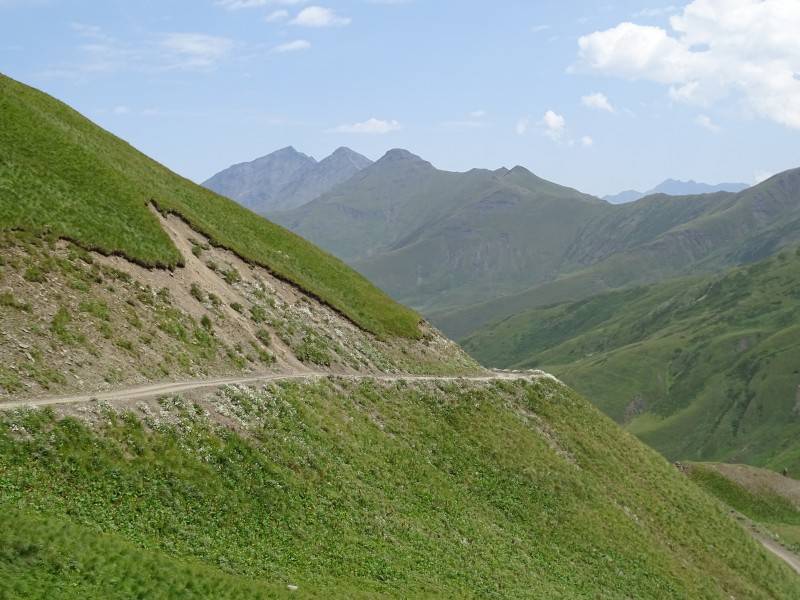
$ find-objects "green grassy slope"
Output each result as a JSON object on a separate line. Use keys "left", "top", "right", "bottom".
{"left": 463, "top": 247, "right": 800, "bottom": 471}
{"left": 1, "top": 378, "right": 798, "bottom": 598}
{"left": 273, "top": 142, "right": 800, "bottom": 339}
{"left": 432, "top": 172, "right": 800, "bottom": 339}
{"left": 0, "top": 74, "right": 419, "bottom": 339}
{"left": 273, "top": 157, "right": 608, "bottom": 312}
{"left": 1, "top": 510, "right": 308, "bottom": 600}
{"left": 686, "top": 463, "right": 800, "bottom": 556}
{"left": 687, "top": 464, "right": 800, "bottom": 527}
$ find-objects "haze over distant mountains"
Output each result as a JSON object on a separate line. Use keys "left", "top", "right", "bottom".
{"left": 271, "top": 149, "right": 607, "bottom": 313}
{"left": 206, "top": 146, "right": 799, "bottom": 343}
{"left": 604, "top": 179, "right": 750, "bottom": 204}
{"left": 203, "top": 146, "right": 372, "bottom": 213}
{"left": 264, "top": 149, "right": 800, "bottom": 338}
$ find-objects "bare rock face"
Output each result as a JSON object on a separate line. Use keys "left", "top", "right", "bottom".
{"left": 203, "top": 146, "right": 372, "bottom": 213}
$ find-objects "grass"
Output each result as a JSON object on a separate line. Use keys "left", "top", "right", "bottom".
{"left": 0, "top": 379, "right": 798, "bottom": 598}
{"left": 0, "top": 73, "right": 420, "bottom": 339}
{"left": 463, "top": 248, "right": 800, "bottom": 472}
{"left": 686, "top": 464, "right": 800, "bottom": 525}
{"left": 50, "top": 306, "right": 84, "bottom": 346}
{"left": 686, "top": 463, "right": 800, "bottom": 556}
{"left": 0, "top": 291, "right": 31, "bottom": 312}
{"left": 0, "top": 509, "right": 308, "bottom": 600}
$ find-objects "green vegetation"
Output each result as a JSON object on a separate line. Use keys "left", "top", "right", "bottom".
{"left": 272, "top": 142, "right": 800, "bottom": 340}
{"left": 249, "top": 304, "right": 267, "bottom": 324}
{"left": 222, "top": 267, "right": 242, "bottom": 286}
{"left": 0, "top": 73, "right": 420, "bottom": 339}
{"left": 687, "top": 463, "right": 800, "bottom": 556}
{"left": 190, "top": 283, "right": 205, "bottom": 303}
{"left": 687, "top": 464, "right": 800, "bottom": 526}
{"left": 463, "top": 248, "right": 800, "bottom": 471}
{"left": 50, "top": 306, "right": 84, "bottom": 345}
{"left": 294, "top": 332, "right": 332, "bottom": 366}
{"left": 0, "top": 510, "right": 303, "bottom": 599}
{"left": 0, "top": 291, "right": 30, "bottom": 312}
{"left": 255, "top": 328, "right": 271, "bottom": 347}
{"left": 273, "top": 156, "right": 608, "bottom": 317}
{"left": 1, "top": 378, "right": 797, "bottom": 598}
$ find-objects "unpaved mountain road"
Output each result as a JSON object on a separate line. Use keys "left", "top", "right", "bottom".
{"left": 753, "top": 531, "right": 800, "bottom": 576}
{"left": 0, "top": 370, "right": 554, "bottom": 411}
{"left": 5, "top": 369, "right": 800, "bottom": 578}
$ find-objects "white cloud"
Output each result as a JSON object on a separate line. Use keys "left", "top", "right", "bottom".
{"left": 43, "top": 25, "right": 234, "bottom": 80}
{"left": 161, "top": 33, "right": 234, "bottom": 68}
{"left": 541, "top": 110, "right": 566, "bottom": 141}
{"left": 531, "top": 24, "right": 551, "bottom": 33}
{"left": 71, "top": 22, "right": 113, "bottom": 42}
{"left": 695, "top": 113, "right": 721, "bottom": 132}
{"left": 215, "top": 0, "right": 305, "bottom": 9}
{"left": 265, "top": 9, "right": 289, "bottom": 22}
{"left": 581, "top": 135, "right": 594, "bottom": 147}
{"left": 633, "top": 5, "right": 678, "bottom": 18}
{"left": 515, "top": 116, "right": 531, "bottom": 135}
{"left": 329, "top": 118, "right": 401, "bottom": 134}
{"left": 441, "top": 111, "right": 488, "bottom": 130}
{"left": 576, "top": 0, "right": 800, "bottom": 129}
{"left": 581, "top": 92, "right": 615, "bottom": 112}
{"left": 291, "top": 6, "right": 350, "bottom": 27}
{"left": 112, "top": 105, "right": 130, "bottom": 115}
{"left": 273, "top": 39, "right": 310, "bottom": 53}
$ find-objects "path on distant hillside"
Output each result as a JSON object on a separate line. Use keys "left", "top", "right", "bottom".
{"left": 0, "top": 370, "right": 553, "bottom": 411}
{"left": 750, "top": 529, "right": 800, "bottom": 576}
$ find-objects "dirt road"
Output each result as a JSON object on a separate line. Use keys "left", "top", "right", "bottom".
{"left": 752, "top": 530, "right": 800, "bottom": 576}
{"left": 0, "top": 369, "right": 552, "bottom": 411}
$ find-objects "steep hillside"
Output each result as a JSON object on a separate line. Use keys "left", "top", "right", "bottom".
{"left": 272, "top": 144, "right": 799, "bottom": 338}
{"left": 435, "top": 169, "right": 800, "bottom": 338}
{"left": 2, "top": 74, "right": 799, "bottom": 598}
{"left": 204, "top": 146, "right": 372, "bottom": 213}
{"left": 464, "top": 247, "right": 800, "bottom": 471}
{"left": 685, "top": 462, "right": 800, "bottom": 568}
{"left": 0, "top": 74, "right": 417, "bottom": 339}
{"left": 3, "top": 377, "right": 799, "bottom": 598}
{"left": 273, "top": 153, "right": 607, "bottom": 312}
{"left": 0, "top": 216, "right": 475, "bottom": 402}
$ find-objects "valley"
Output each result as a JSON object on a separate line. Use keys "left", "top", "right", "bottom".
{"left": 3, "top": 0, "right": 800, "bottom": 593}
{"left": 463, "top": 247, "right": 800, "bottom": 473}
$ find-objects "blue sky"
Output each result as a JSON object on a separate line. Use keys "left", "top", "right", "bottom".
{"left": 2, "top": 0, "right": 799, "bottom": 196}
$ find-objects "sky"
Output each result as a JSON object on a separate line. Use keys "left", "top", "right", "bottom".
{"left": 1, "top": 0, "right": 799, "bottom": 197}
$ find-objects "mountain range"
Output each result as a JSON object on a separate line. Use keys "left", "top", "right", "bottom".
{"left": 463, "top": 247, "right": 800, "bottom": 471}
{"left": 6, "top": 72, "right": 798, "bottom": 597}
{"left": 203, "top": 146, "right": 372, "bottom": 213}
{"left": 604, "top": 179, "right": 751, "bottom": 204}
{"left": 264, "top": 149, "right": 800, "bottom": 342}
{"left": 203, "top": 143, "right": 800, "bottom": 494}
{"left": 270, "top": 150, "right": 608, "bottom": 313}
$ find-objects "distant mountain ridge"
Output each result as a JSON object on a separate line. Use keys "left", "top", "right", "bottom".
{"left": 435, "top": 167, "right": 800, "bottom": 338}
{"left": 604, "top": 179, "right": 750, "bottom": 204}
{"left": 271, "top": 149, "right": 607, "bottom": 313}
{"left": 268, "top": 150, "right": 800, "bottom": 341}
{"left": 203, "top": 146, "right": 372, "bottom": 213}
